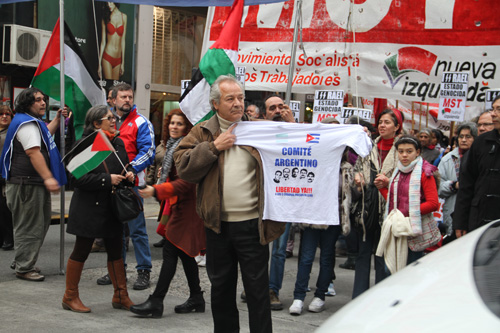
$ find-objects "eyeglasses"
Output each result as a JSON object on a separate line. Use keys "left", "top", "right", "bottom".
{"left": 100, "top": 116, "right": 116, "bottom": 122}
{"left": 458, "top": 134, "right": 473, "bottom": 140}
{"left": 0, "top": 112, "right": 11, "bottom": 117}
{"left": 490, "top": 107, "right": 500, "bottom": 114}
{"left": 478, "top": 122, "right": 494, "bottom": 127}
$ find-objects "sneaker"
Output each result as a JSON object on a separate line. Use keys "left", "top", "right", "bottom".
{"left": 16, "top": 271, "right": 45, "bottom": 282}
{"left": 197, "top": 255, "right": 206, "bottom": 267}
{"left": 325, "top": 282, "right": 336, "bottom": 297}
{"left": 269, "top": 289, "right": 283, "bottom": 311}
{"left": 133, "top": 270, "right": 150, "bottom": 290}
{"left": 308, "top": 297, "right": 325, "bottom": 313}
{"left": 97, "top": 273, "right": 112, "bottom": 285}
{"left": 289, "top": 299, "right": 303, "bottom": 316}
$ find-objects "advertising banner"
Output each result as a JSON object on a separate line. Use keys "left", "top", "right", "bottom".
{"left": 204, "top": 0, "right": 500, "bottom": 106}
{"left": 38, "top": 0, "right": 136, "bottom": 91}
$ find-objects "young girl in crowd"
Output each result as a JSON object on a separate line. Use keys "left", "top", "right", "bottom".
{"left": 376, "top": 135, "right": 439, "bottom": 272}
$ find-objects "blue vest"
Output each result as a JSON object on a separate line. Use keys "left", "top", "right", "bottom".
{"left": 1, "top": 113, "right": 67, "bottom": 186}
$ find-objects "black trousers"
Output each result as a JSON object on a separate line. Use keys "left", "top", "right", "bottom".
{"left": 153, "top": 238, "right": 201, "bottom": 299}
{"left": 206, "top": 219, "right": 272, "bottom": 333}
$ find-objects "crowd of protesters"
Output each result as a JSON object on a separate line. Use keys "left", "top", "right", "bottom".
{"left": 1, "top": 78, "right": 499, "bottom": 333}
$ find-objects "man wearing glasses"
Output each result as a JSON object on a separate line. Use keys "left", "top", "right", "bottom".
{"left": 454, "top": 95, "right": 500, "bottom": 237}
{"left": 474, "top": 110, "right": 495, "bottom": 136}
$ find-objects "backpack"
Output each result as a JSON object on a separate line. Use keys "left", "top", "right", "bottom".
{"left": 351, "top": 160, "right": 380, "bottom": 234}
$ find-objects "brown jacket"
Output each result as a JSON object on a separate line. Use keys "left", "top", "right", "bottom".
{"left": 174, "top": 114, "right": 285, "bottom": 245}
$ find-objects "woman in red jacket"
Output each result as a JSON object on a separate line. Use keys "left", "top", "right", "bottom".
{"left": 130, "top": 109, "right": 205, "bottom": 318}
{"left": 376, "top": 134, "right": 439, "bottom": 270}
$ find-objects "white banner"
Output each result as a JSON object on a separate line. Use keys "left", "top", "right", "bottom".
{"left": 204, "top": 0, "right": 500, "bottom": 106}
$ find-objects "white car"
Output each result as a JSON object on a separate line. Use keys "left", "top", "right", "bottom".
{"left": 317, "top": 221, "right": 500, "bottom": 333}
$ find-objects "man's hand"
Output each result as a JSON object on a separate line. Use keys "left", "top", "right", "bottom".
{"left": 280, "top": 105, "right": 295, "bottom": 123}
{"left": 374, "top": 174, "right": 389, "bottom": 189}
{"left": 214, "top": 124, "right": 237, "bottom": 151}
{"left": 44, "top": 177, "right": 60, "bottom": 193}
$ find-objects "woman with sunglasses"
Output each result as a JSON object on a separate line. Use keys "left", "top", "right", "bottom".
{"left": 62, "top": 105, "right": 135, "bottom": 313}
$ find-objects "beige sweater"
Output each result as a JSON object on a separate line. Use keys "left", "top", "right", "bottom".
{"left": 217, "top": 115, "right": 259, "bottom": 222}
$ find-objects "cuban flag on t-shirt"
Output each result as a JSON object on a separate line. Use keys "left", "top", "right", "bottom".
{"left": 306, "top": 133, "right": 320, "bottom": 143}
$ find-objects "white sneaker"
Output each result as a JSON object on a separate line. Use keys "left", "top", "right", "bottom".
{"left": 289, "top": 299, "right": 303, "bottom": 316}
{"left": 197, "top": 255, "right": 206, "bottom": 267}
{"left": 308, "top": 297, "right": 325, "bottom": 313}
{"left": 325, "top": 282, "right": 336, "bottom": 296}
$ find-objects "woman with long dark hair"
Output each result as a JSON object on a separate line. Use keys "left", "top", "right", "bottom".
{"left": 130, "top": 109, "right": 206, "bottom": 318}
{"left": 352, "top": 108, "right": 404, "bottom": 298}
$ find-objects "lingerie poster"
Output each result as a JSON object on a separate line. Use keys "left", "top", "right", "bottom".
{"left": 38, "top": 0, "right": 136, "bottom": 91}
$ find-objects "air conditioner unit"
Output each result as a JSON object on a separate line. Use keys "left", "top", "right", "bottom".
{"left": 3, "top": 24, "right": 52, "bottom": 68}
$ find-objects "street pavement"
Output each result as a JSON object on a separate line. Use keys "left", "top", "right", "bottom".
{"left": 0, "top": 191, "right": 362, "bottom": 333}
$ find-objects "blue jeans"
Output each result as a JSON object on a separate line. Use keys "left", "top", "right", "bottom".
{"left": 269, "top": 223, "right": 291, "bottom": 295}
{"left": 122, "top": 187, "right": 152, "bottom": 272}
{"left": 293, "top": 225, "right": 341, "bottom": 301}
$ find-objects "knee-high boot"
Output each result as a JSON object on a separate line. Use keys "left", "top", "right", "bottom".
{"left": 108, "top": 258, "right": 134, "bottom": 310}
{"left": 62, "top": 259, "right": 91, "bottom": 313}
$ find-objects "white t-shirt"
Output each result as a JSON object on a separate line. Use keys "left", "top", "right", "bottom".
{"left": 16, "top": 122, "right": 41, "bottom": 150}
{"left": 233, "top": 122, "right": 372, "bottom": 225}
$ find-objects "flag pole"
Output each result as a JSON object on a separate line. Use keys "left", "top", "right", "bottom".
{"left": 284, "top": 0, "right": 302, "bottom": 106}
{"left": 59, "top": 0, "right": 66, "bottom": 275}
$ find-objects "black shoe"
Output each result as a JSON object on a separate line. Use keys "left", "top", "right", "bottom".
{"left": 130, "top": 295, "right": 164, "bottom": 318}
{"left": 339, "top": 254, "right": 357, "bottom": 270}
{"left": 2, "top": 242, "right": 14, "bottom": 251}
{"left": 285, "top": 251, "right": 293, "bottom": 258}
{"left": 153, "top": 238, "right": 166, "bottom": 248}
{"left": 97, "top": 273, "right": 112, "bottom": 285}
{"left": 174, "top": 292, "right": 205, "bottom": 313}
{"left": 133, "top": 270, "right": 150, "bottom": 290}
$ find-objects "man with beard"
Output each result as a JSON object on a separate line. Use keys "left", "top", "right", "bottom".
{"left": 1, "top": 88, "right": 66, "bottom": 281}
{"left": 96, "top": 83, "right": 155, "bottom": 290}
{"left": 264, "top": 95, "right": 295, "bottom": 123}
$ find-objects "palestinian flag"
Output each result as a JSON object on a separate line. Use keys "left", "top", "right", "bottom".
{"left": 65, "top": 130, "right": 114, "bottom": 179}
{"left": 179, "top": 0, "right": 243, "bottom": 125}
{"left": 31, "top": 19, "right": 105, "bottom": 139}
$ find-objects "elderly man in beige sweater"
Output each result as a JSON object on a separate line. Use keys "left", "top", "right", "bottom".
{"left": 175, "top": 75, "right": 285, "bottom": 333}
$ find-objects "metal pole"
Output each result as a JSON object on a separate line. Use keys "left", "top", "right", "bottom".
{"left": 59, "top": 0, "right": 66, "bottom": 275}
{"left": 285, "top": 0, "right": 302, "bottom": 105}
{"left": 425, "top": 102, "right": 429, "bottom": 127}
